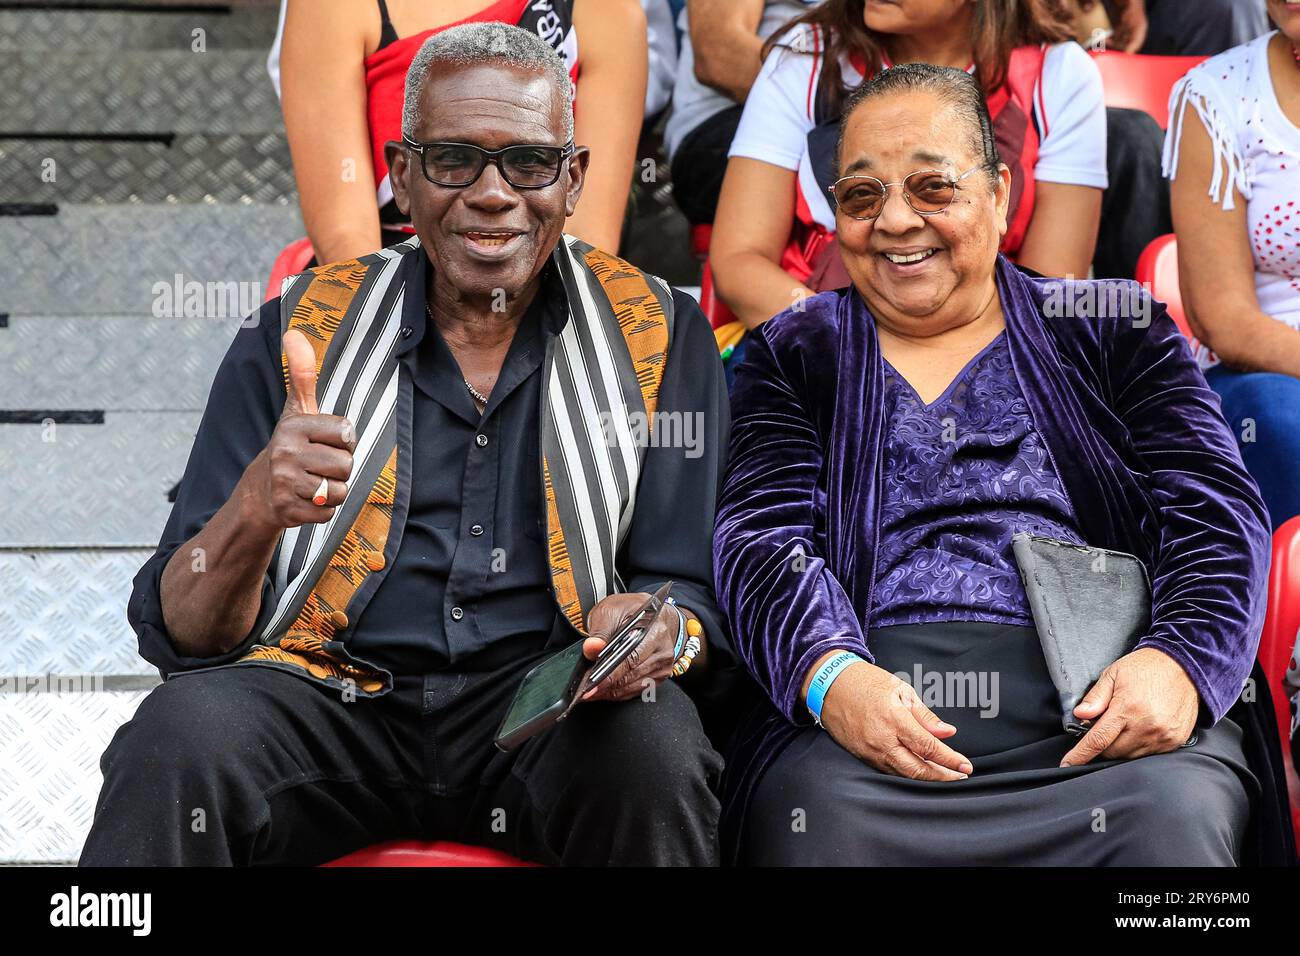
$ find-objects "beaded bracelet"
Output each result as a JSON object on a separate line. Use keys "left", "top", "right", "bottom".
{"left": 671, "top": 617, "right": 704, "bottom": 678}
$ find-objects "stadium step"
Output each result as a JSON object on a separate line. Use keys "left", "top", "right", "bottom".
{"left": 0, "top": 688, "right": 156, "bottom": 865}
{"left": 1, "top": 50, "right": 283, "bottom": 135}
{"left": 0, "top": 412, "right": 203, "bottom": 548}
{"left": 0, "top": 0, "right": 283, "bottom": 865}
{"left": 0, "top": 4, "right": 280, "bottom": 53}
{"left": 0, "top": 551, "right": 159, "bottom": 679}
{"left": 0, "top": 314, "right": 235, "bottom": 411}
{"left": 0, "top": 134, "right": 296, "bottom": 206}
{"left": 0, "top": 204, "right": 304, "bottom": 315}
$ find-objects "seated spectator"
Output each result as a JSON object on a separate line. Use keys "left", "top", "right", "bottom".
{"left": 710, "top": 0, "right": 1108, "bottom": 329}
{"left": 665, "top": 0, "right": 823, "bottom": 227}
{"left": 79, "top": 24, "right": 733, "bottom": 867}
{"left": 713, "top": 64, "right": 1283, "bottom": 865}
{"left": 1163, "top": 0, "right": 1300, "bottom": 531}
{"left": 1057, "top": 0, "right": 1179, "bottom": 280}
{"left": 1064, "top": 0, "right": 1270, "bottom": 56}
{"left": 276, "top": 0, "right": 647, "bottom": 263}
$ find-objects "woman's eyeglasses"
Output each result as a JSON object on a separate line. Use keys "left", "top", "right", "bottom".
{"left": 829, "top": 165, "right": 985, "bottom": 221}
{"left": 402, "top": 138, "right": 576, "bottom": 189}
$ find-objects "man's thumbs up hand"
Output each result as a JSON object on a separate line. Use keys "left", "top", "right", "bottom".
{"left": 239, "top": 329, "right": 359, "bottom": 533}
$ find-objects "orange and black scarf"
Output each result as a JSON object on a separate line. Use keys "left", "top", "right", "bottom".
{"left": 232, "top": 235, "right": 675, "bottom": 695}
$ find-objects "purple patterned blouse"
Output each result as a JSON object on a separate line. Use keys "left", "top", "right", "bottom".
{"left": 870, "top": 330, "right": 1085, "bottom": 628}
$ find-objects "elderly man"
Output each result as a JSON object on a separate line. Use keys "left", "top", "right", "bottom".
{"left": 80, "top": 23, "right": 733, "bottom": 867}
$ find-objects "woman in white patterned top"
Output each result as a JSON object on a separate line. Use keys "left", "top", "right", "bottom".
{"left": 1163, "top": 0, "right": 1300, "bottom": 532}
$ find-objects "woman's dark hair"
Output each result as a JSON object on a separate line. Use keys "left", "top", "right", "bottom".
{"left": 764, "top": 0, "right": 1076, "bottom": 119}
{"left": 837, "top": 62, "right": 1002, "bottom": 181}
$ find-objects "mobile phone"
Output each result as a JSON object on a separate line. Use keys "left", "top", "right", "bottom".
{"left": 493, "top": 583, "right": 674, "bottom": 751}
{"left": 493, "top": 639, "right": 589, "bottom": 752}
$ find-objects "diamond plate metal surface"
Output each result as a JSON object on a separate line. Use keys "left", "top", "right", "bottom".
{"left": 1, "top": 51, "right": 283, "bottom": 134}
{"left": 14, "top": 0, "right": 274, "bottom": 6}
{"left": 0, "top": 134, "right": 296, "bottom": 205}
{"left": 0, "top": 204, "right": 304, "bottom": 315}
{"left": 0, "top": 412, "right": 201, "bottom": 548}
{"left": 0, "top": 689, "right": 151, "bottom": 864}
{"left": 0, "top": 7, "right": 280, "bottom": 52}
{"left": 0, "top": 551, "right": 156, "bottom": 677}
{"left": 0, "top": 316, "right": 240, "bottom": 410}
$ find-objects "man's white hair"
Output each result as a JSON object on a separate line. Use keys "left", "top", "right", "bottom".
{"left": 402, "top": 22, "right": 575, "bottom": 142}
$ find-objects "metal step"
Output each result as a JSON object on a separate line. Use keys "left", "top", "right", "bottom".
{"left": 0, "top": 315, "right": 240, "bottom": 411}
{"left": 0, "top": 688, "right": 152, "bottom": 865}
{"left": 0, "top": 551, "right": 158, "bottom": 678}
{"left": 0, "top": 4, "right": 280, "bottom": 52}
{"left": 0, "top": 412, "right": 203, "bottom": 548}
{"left": 0, "top": 133, "right": 296, "bottom": 205}
{"left": 0, "top": 50, "right": 282, "bottom": 135}
{"left": 0, "top": 204, "right": 304, "bottom": 315}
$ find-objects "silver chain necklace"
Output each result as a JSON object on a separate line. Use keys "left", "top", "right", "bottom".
{"left": 425, "top": 302, "right": 489, "bottom": 408}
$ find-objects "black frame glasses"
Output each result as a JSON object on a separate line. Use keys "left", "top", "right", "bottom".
{"left": 829, "top": 165, "right": 985, "bottom": 221}
{"left": 402, "top": 137, "right": 576, "bottom": 189}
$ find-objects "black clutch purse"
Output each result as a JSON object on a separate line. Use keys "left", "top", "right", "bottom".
{"left": 1011, "top": 533, "right": 1151, "bottom": 735}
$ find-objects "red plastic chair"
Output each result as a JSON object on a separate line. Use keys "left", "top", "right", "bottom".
{"left": 690, "top": 224, "right": 740, "bottom": 330}
{"left": 1135, "top": 234, "right": 1194, "bottom": 341}
{"left": 1090, "top": 51, "right": 1207, "bottom": 129}
{"left": 690, "top": 223, "right": 712, "bottom": 260}
{"left": 1256, "top": 516, "right": 1300, "bottom": 846}
{"left": 323, "top": 840, "right": 538, "bottom": 867}
{"left": 264, "top": 236, "right": 316, "bottom": 303}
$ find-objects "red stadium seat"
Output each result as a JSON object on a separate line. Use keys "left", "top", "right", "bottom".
{"left": 322, "top": 840, "right": 538, "bottom": 867}
{"left": 690, "top": 224, "right": 740, "bottom": 330}
{"left": 690, "top": 223, "right": 713, "bottom": 260}
{"left": 264, "top": 236, "right": 316, "bottom": 303}
{"left": 1257, "top": 516, "right": 1300, "bottom": 847}
{"left": 1090, "top": 51, "right": 1207, "bottom": 129}
{"left": 1135, "top": 234, "right": 1194, "bottom": 340}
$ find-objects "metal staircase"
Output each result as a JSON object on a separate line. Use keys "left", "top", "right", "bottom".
{"left": 0, "top": 0, "right": 300, "bottom": 864}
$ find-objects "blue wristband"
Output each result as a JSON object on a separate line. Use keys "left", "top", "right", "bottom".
{"left": 806, "top": 651, "right": 864, "bottom": 726}
{"left": 664, "top": 596, "right": 687, "bottom": 658}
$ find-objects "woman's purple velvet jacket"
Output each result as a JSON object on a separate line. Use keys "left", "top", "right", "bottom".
{"left": 713, "top": 256, "right": 1272, "bottom": 840}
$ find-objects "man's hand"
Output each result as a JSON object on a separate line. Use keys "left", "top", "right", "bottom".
{"left": 1060, "top": 646, "right": 1199, "bottom": 767}
{"left": 580, "top": 592, "right": 681, "bottom": 702}
{"left": 239, "top": 328, "right": 358, "bottom": 533}
{"left": 813, "top": 656, "right": 973, "bottom": 781}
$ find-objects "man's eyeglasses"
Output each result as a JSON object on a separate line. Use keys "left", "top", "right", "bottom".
{"left": 402, "top": 138, "right": 576, "bottom": 189}
{"left": 829, "top": 165, "right": 985, "bottom": 221}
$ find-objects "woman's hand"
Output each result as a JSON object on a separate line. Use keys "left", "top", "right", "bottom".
{"left": 1060, "top": 647, "right": 1200, "bottom": 766}
{"left": 813, "top": 657, "right": 973, "bottom": 781}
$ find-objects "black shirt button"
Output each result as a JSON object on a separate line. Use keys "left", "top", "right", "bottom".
{"left": 475, "top": 434, "right": 488, "bottom": 447}
{"left": 450, "top": 606, "right": 464, "bottom": 621}
{"left": 400, "top": 326, "right": 413, "bottom": 339}
{"left": 470, "top": 524, "right": 484, "bottom": 536}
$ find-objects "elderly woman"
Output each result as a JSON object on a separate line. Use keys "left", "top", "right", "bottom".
{"left": 713, "top": 63, "right": 1286, "bottom": 865}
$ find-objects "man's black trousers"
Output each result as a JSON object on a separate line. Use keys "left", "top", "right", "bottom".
{"left": 78, "top": 650, "right": 723, "bottom": 866}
